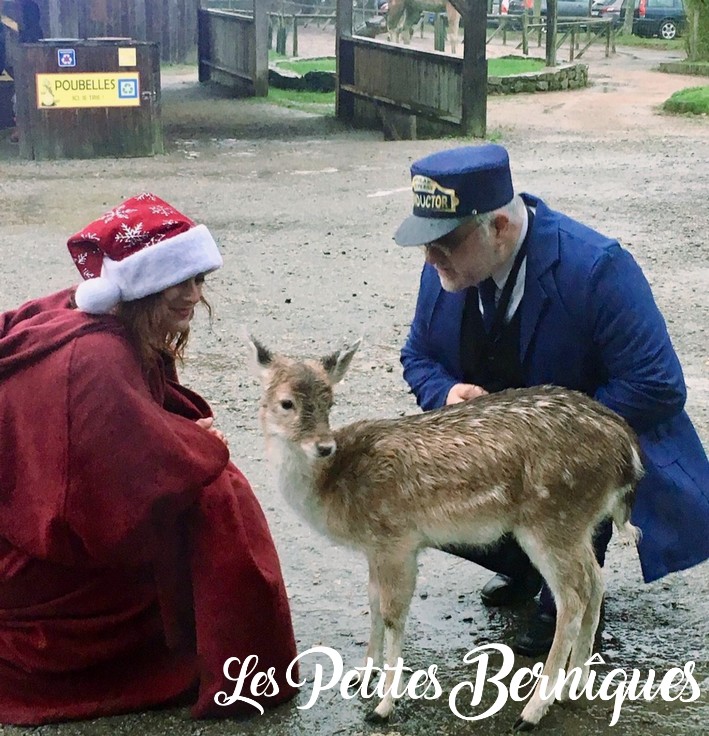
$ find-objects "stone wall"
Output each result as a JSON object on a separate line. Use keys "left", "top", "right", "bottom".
{"left": 269, "top": 60, "right": 590, "bottom": 96}
{"left": 488, "top": 63, "right": 589, "bottom": 95}
{"left": 658, "top": 61, "right": 709, "bottom": 77}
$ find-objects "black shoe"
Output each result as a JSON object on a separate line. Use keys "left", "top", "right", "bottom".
{"left": 480, "top": 572, "right": 542, "bottom": 607}
{"left": 514, "top": 602, "right": 606, "bottom": 658}
{"left": 514, "top": 610, "right": 556, "bottom": 658}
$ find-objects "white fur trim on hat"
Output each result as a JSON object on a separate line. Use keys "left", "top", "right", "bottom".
{"left": 75, "top": 224, "right": 223, "bottom": 314}
{"left": 75, "top": 277, "right": 123, "bottom": 314}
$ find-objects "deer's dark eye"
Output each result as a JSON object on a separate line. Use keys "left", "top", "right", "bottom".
{"left": 280, "top": 399, "right": 294, "bottom": 411}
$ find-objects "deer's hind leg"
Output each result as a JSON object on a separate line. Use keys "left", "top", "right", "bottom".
{"left": 514, "top": 532, "right": 595, "bottom": 730}
{"left": 564, "top": 554, "right": 604, "bottom": 696}
{"left": 365, "top": 545, "right": 418, "bottom": 723}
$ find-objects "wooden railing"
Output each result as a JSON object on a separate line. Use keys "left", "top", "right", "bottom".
{"left": 198, "top": 7, "right": 268, "bottom": 96}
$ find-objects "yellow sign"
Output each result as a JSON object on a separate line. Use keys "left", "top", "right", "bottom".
{"left": 36, "top": 73, "right": 141, "bottom": 109}
{"left": 118, "top": 47, "right": 137, "bottom": 67}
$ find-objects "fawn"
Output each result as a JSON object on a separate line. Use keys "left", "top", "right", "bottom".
{"left": 247, "top": 336, "right": 643, "bottom": 730}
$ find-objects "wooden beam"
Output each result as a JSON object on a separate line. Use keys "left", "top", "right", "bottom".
{"left": 336, "top": 0, "right": 354, "bottom": 123}
{"left": 253, "top": 0, "right": 267, "bottom": 96}
{"left": 460, "top": 0, "right": 487, "bottom": 138}
{"left": 133, "top": 0, "right": 146, "bottom": 42}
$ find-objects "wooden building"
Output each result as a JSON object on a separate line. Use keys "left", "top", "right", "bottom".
{"left": 7, "top": 0, "right": 199, "bottom": 63}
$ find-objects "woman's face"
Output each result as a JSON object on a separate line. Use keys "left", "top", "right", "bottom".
{"left": 157, "top": 275, "right": 205, "bottom": 333}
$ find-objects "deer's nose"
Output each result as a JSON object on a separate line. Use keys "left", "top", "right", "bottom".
{"left": 316, "top": 441, "right": 336, "bottom": 458}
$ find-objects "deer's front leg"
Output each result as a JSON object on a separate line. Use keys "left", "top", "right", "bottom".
{"left": 365, "top": 556, "right": 385, "bottom": 668}
{"left": 364, "top": 548, "right": 418, "bottom": 723}
{"left": 347, "top": 557, "right": 386, "bottom": 694}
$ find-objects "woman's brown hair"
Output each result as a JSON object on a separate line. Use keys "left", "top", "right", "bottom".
{"left": 115, "top": 292, "right": 212, "bottom": 370}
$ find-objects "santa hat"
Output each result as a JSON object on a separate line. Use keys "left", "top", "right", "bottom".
{"left": 67, "top": 193, "right": 223, "bottom": 314}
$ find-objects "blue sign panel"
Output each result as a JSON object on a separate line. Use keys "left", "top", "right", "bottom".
{"left": 57, "top": 49, "right": 76, "bottom": 68}
{"left": 118, "top": 78, "right": 139, "bottom": 99}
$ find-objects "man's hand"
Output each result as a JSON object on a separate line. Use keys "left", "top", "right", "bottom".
{"left": 195, "top": 417, "right": 229, "bottom": 447}
{"left": 446, "top": 383, "right": 488, "bottom": 404}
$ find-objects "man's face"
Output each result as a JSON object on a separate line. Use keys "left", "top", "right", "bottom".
{"left": 423, "top": 217, "right": 504, "bottom": 292}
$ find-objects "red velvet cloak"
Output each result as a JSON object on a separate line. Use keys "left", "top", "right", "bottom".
{"left": 0, "top": 289, "right": 298, "bottom": 724}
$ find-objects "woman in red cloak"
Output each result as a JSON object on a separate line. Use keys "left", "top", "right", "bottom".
{"left": 0, "top": 194, "right": 298, "bottom": 724}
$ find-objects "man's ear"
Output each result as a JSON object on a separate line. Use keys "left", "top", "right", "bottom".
{"left": 492, "top": 212, "right": 511, "bottom": 237}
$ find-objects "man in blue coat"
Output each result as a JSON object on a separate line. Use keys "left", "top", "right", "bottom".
{"left": 395, "top": 144, "right": 709, "bottom": 656}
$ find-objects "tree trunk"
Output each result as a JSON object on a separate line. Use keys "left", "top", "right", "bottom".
{"left": 685, "top": 0, "right": 709, "bottom": 61}
{"left": 621, "top": 0, "right": 634, "bottom": 36}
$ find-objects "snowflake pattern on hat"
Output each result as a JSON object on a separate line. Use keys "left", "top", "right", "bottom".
{"left": 68, "top": 196, "right": 188, "bottom": 277}
{"left": 67, "top": 194, "right": 222, "bottom": 314}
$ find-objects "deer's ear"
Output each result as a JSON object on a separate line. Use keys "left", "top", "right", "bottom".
{"left": 322, "top": 338, "right": 361, "bottom": 384}
{"left": 243, "top": 329, "right": 273, "bottom": 378}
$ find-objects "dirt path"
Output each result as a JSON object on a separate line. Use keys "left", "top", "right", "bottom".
{"left": 0, "top": 24, "right": 707, "bottom": 736}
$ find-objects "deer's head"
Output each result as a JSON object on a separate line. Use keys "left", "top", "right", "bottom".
{"left": 247, "top": 335, "right": 360, "bottom": 460}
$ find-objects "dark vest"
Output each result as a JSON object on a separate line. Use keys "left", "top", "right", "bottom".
{"left": 459, "top": 210, "right": 534, "bottom": 393}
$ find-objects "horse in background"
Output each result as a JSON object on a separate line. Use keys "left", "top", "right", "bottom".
{"left": 386, "top": 0, "right": 461, "bottom": 54}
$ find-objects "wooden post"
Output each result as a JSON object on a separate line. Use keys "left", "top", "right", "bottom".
{"left": 336, "top": 0, "right": 355, "bottom": 123}
{"left": 292, "top": 14, "right": 298, "bottom": 57}
{"left": 198, "top": 7, "right": 210, "bottom": 83}
{"left": 133, "top": 0, "right": 147, "bottom": 42}
{"left": 522, "top": 11, "right": 528, "bottom": 55}
{"left": 605, "top": 20, "right": 611, "bottom": 57}
{"left": 47, "top": 0, "right": 80, "bottom": 38}
{"left": 254, "top": 0, "right": 268, "bottom": 96}
{"left": 460, "top": 0, "right": 487, "bottom": 138}
{"left": 434, "top": 13, "right": 446, "bottom": 52}
{"left": 545, "top": 0, "right": 557, "bottom": 66}
{"left": 276, "top": 20, "right": 287, "bottom": 55}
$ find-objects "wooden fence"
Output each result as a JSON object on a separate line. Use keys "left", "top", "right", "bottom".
{"left": 18, "top": 0, "right": 200, "bottom": 64}
{"left": 338, "top": 35, "right": 464, "bottom": 134}
{"left": 198, "top": 6, "right": 268, "bottom": 96}
{"left": 336, "top": 0, "right": 488, "bottom": 139}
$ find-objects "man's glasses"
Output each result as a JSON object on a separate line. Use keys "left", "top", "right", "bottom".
{"left": 425, "top": 217, "right": 482, "bottom": 256}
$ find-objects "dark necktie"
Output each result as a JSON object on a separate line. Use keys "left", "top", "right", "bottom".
{"left": 478, "top": 277, "right": 497, "bottom": 333}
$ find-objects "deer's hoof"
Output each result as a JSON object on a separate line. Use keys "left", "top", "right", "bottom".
{"left": 365, "top": 709, "right": 390, "bottom": 724}
{"left": 513, "top": 717, "right": 537, "bottom": 732}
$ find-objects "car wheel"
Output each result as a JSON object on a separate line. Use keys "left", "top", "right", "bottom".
{"left": 659, "top": 20, "right": 677, "bottom": 40}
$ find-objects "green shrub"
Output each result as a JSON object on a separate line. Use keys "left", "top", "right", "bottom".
{"left": 663, "top": 85, "right": 709, "bottom": 114}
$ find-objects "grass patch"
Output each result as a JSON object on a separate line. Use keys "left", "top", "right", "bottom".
{"left": 614, "top": 33, "right": 685, "bottom": 51}
{"left": 663, "top": 85, "right": 709, "bottom": 115}
{"left": 256, "top": 86, "right": 335, "bottom": 113}
{"left": 260, "top": 55, "right": 553, "bottom": 114}
{"left": 276, "top": 57, "right": 337, "bottom": 75}
{"left": 488, "top": 56, "right": 546, "bottom": 76}
{"left": 273, "top": 55, "right": 546, "bottom": 78}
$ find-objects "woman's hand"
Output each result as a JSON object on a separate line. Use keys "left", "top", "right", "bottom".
{"left": 195, "top": 417, "right": 229, "bottom": 447}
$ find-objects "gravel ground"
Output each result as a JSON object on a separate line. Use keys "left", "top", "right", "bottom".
{"left": 0, "top": 26, "right": 707, "bottom": 736}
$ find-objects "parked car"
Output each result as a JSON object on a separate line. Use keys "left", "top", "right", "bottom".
{"left": 590, "top": 0, "right": 617, "bottom": 15}
{"left": 507, "top": 0, "right": 593, "bottom": 18}
{"left": 634, "top": 0, "right": 686, "bottom": 39}
{"left": 592, "top": 0, "right": 626, "bottom": 26}
{"left": 591, "top": 0, "right": 685, "bottom": 37}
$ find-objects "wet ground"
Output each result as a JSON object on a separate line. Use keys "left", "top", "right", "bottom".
{"left": 0, "top": 25, "right": 707, "bottom": 736}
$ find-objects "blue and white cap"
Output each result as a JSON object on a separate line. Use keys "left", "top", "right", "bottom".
{"left": 394, "top": 144, "right": 514, "bottom": 246}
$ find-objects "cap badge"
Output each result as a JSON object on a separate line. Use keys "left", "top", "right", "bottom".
{"left": 412, "top": 175, "right": 460, "bottom": 215}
